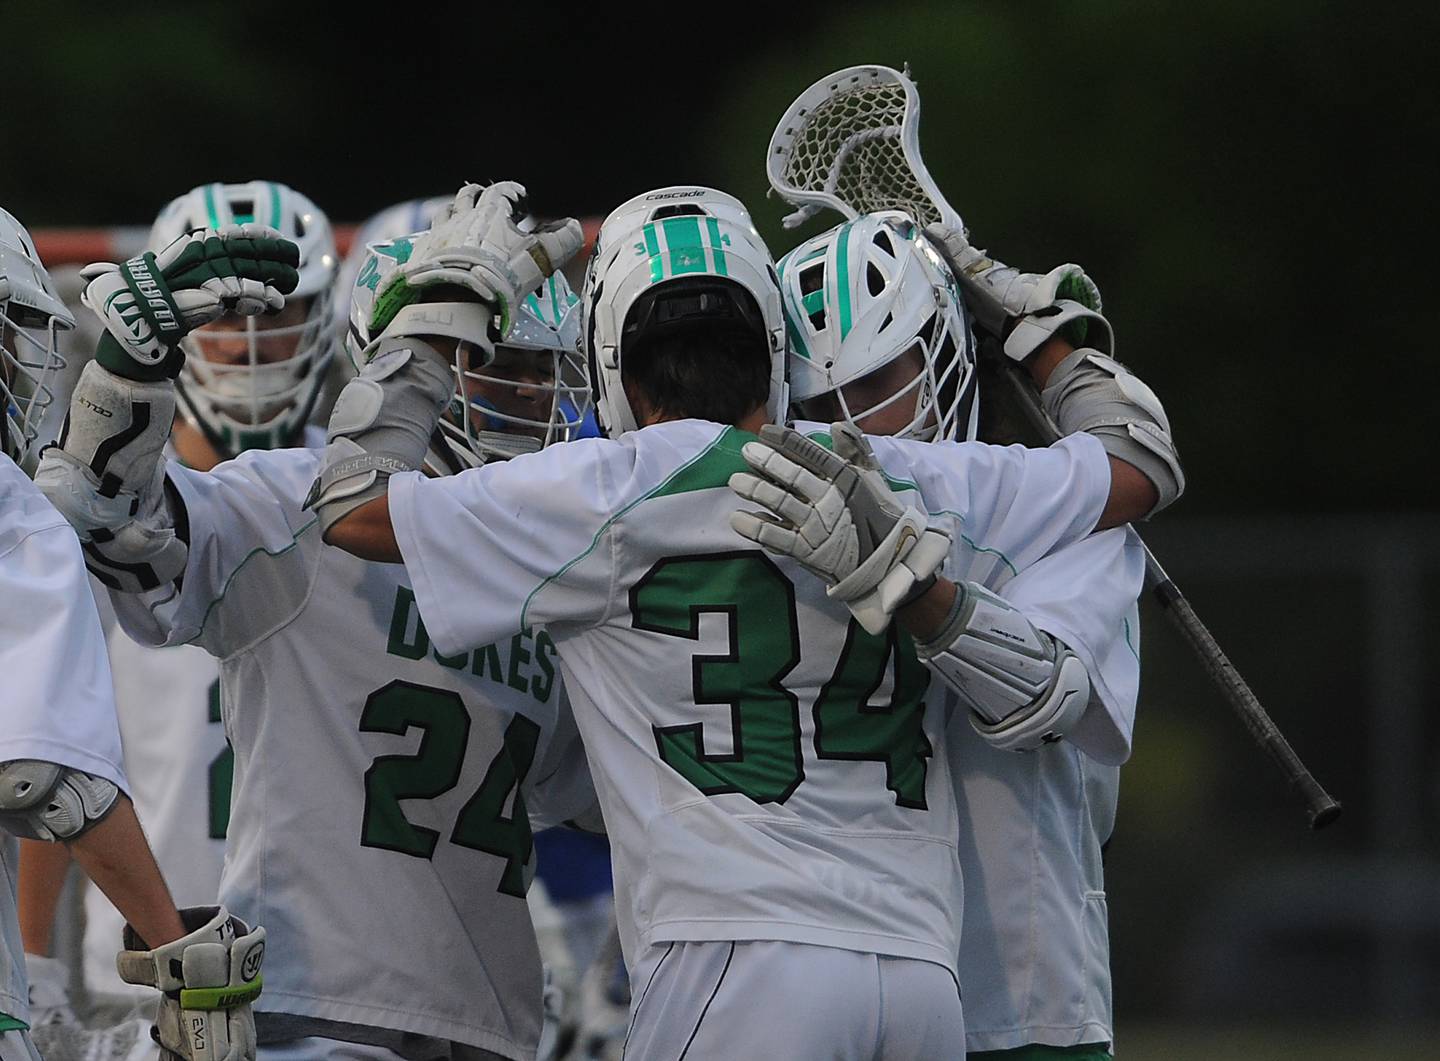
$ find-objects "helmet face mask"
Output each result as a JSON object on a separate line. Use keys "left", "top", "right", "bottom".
{"left": 582, "top": 186, "right": 787, "bottom": 438}
{"left": 1, "top": 207, "right": 74, "bottom": 466}
{"left": 780, "top": 212, "right": 978, "bottom": 442}
{"left": 151, "top": 181, "right": 338, "bottom": 457}
{"left": 347, "top": 228, "right": 590, "bottom": 475}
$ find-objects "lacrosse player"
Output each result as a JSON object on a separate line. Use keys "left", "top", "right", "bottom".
{"left": 36, "top": 188, "right": 597, "bottom": 1061}
{"left": 16, "top": 181, "right": 341, "bottom": 1019}
{"left": 310, "top": 183, "right": 1160, "bottom": 1059}
{"left": 774, "top": 210, "right": 1180, "bottom": 1059}
{"left": 3, "top": 206, "right": 272, "bottom": 1061}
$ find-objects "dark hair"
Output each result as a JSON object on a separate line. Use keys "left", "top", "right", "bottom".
{"left": 621, "top": 278, "right": 771, "bottom": 425}
{"left": 625, "top": 328, "right": 770, "bottom": 425}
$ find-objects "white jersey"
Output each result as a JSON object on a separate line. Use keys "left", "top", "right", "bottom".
{"left": 0, "top": 458, "right": 127, "bottom": 1026}
{"left": 82, "top": 630, "right": 226, "bottom": 1003}
{"left": 108, "top": 446, "right": 594, "bottom": 1060}
{"left": 388, "top": 420, "right": 1113, "bottom": 977}
{"left": 948, "top": 526, "right": 1145, "bottom": 1052}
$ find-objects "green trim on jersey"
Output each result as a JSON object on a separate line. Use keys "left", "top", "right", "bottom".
{"left": 519, "top": 427, "right": 740, "bottom": 630}
{"left": 650, "top": 426, "right": 751, "bottom": 499}
{"left": 803, "top": 430, "right": 1020, "bottom": 578}
{"left": 0, "top": 1013, "right": 28, "bottom": 1032}
{"left": 181, "top": 516, "right": 320, "bottom": 647}
{"left": 1123, "top": 616, "right": 1140, "bottom": 662}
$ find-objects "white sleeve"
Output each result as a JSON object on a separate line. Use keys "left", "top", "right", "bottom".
{"left": 0, "top": 519, "right": 129, "bottom": 796}
{"left": 1000, "top": 527, "right": 1146, "bottom": 765}
{"left": 390, "top": 439, "right": 618, "bottom": 658}
{"left": 525, "top": 693, "right": 600, "bottom": 831}
{"left": 109, "top": 448, "right": 321, "bottom": 655}
{"left": 865, "top": 432, "right": 1112, "bottom": 574}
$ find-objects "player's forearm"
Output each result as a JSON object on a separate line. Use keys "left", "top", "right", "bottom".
{"left": 16, "top": 838, "right": 72, "bottom": 956}
{"left": 896, "top": 577, "right": 959, "bottom": 642}
{"left": 67, "top": 796, "right": 185, "bottom": 947}
{"left": 323, "top": 494, "right": 402, "bottom": 562}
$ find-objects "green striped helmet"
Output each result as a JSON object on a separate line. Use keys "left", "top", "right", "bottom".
{"left": 582, "top": 187, "right": 786, "bottom": 437}
{"left": 149, "top": 181, "right": 338, "bottom": 457}
{"left": 778, "top": 211, "right": 977, "bottom": 442}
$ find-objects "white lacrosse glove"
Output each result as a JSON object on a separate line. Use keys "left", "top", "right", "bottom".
{"left": 117, "top": 906, "right": 264, "bottom": 1061}
{"left": 729, "top": 422, "right": 950, "bottom": 635}
{"left": 81, "top": 225, "right": 300, "bottom": 380}
{"left": 370, "top": 181, "right": 584, "bottom": 343}
{"left": 923, "top": 223, "right": 1110, "bottom": 361}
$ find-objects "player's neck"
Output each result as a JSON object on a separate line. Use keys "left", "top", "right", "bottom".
{"left": 171, "top": 420, "right": 224, "bottom": 472}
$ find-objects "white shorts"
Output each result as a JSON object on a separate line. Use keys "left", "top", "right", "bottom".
{"left": 623, "top": 940, "right": 965, "bottom": 1061}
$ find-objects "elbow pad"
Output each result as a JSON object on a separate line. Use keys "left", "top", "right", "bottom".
{"left": 32, "top": 361, "right": 187, "bottom": 591}
{"left": 0, "top": 760, "right": 119, "bottom": 841}
{"left": 1040, "top": 347, "right": 1185, "bottom": 517}
{"left": 304, "top": 334, "right": 458, "bottom": 536}
{"left": 914, "top": 581, "right": 1091, "bottom": 753}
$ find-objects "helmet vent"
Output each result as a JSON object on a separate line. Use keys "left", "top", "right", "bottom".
{"left": 873, "top": 230, "right": 894, "bottom": 254}
{"left": 879, "top": 312, "right": 893, "bottom": 331}
{"left": 650, "top": 205, "right": 706, "bottom": 220}
{"left": 866, "top": 262, "right": 886, "bottom": 296}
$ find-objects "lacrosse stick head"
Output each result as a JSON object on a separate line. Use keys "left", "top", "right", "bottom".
{"left": 767, "top": 64, "right": 963, "bottom": 233}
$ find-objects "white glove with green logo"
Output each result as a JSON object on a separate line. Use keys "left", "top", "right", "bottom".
{"left": 729, "top": 422, "right": 950, "bottom": 634}
{"left": 117, "top": 906, "right": 265, "bottom": 1061}
{"left": 370, "top": 181, "right": 583, "bottom": 342}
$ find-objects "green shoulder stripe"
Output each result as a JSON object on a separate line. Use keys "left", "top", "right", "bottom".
{"left": 520, "top": 428, "right": 742, "bottom": 629}
{"left": 0, "top": 1014, "right": 29, "bottom": 1032}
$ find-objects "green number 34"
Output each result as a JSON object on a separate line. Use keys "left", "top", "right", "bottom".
{"left": 632, "top": 552, "right": 933, "bottom": 808}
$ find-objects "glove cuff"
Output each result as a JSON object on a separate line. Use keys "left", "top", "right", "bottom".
{"left": 95, "top": 333, "right": 183, "bottom": 381}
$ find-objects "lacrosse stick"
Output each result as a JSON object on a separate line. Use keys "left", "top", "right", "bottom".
{"left": 768, "top": 64, "right": 1341, "bottom": 829}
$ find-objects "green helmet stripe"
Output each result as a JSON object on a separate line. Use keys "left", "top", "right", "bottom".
{"left": 705, "top": 217, "right": 728, "bottom": 276}
{"left": 661, "top": 216, "right": 706, "bottom": 277}
{"left": 801, "top": 290, "right": 825, "bottom": 315}
{"left": 268, "top": 182, "right": 282, "bottom": 229}
{"left": 548, "top": 274, "right": 562, "bottom": 324}
{"left": 834, "top": 220, "right": 855, "bottom": 339}
{"left": 203, "top": 184, "right": 223, "bottom": 229}
{"left": 642, "top": 223, "right": 663, "bottom": 283}
{"left": 776, "top": 256, "right": 812, "bottom": 362}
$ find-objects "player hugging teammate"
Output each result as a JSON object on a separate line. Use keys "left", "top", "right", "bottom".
{"left": 25, "top": 167, "right": 1180, "bottom": 1058}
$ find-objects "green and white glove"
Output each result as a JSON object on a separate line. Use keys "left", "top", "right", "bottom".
{"left": 80, "top": 225, "right": 300, "bottom": 380}
{"left": 923, "top": 222, "right": 1111, "bottom": 360}
{"left": 371, "top": 181, "right": 584, "bottom": 342}
{"left": 729, "top": 422, "right": 950, "bottom": 635}
{"left": 117, "top": 906, "right": 264, "bottom": 1061}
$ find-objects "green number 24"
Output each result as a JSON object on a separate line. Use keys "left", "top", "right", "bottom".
{"left": 357, "top": 680, "right": 539, "bottom": 897}
{"left": 632, "top": 551, "right": 933, "bottom": 808}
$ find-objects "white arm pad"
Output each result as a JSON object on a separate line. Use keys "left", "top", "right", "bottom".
{"left": 304, "top": 336, "right": 454, "bottom": 535}
{"left": 1040, "top": 347, "right": 1185, "bottom": 517}
{"left": 914, "top": 581, "right": 1090, "bottom": 753}
{"left": 32, "top": 360, "right": 186, "bottom": 592}
{"left": 0, "top": 760, "right": 120, "bottom": 841}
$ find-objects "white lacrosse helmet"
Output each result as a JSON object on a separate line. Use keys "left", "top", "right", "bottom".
{"left": 582, "top": 186, "right": 786, "bottom": 437}
{"left": 779, "top": 211, "right": 978, "bottom": 442}
{"left": 348, "top": 234, "right": 588, "bottom": 474}
{"left": 149, "top": 181, "right": 338, "bottom": 457}
{"left": 1, "top": 207, "right": 74, "bottom": 465}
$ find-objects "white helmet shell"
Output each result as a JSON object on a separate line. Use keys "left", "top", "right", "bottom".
{"left": 149, "top": 181, "right": 338, "bottom": 456}
{"left": 583, "top": 186, "right": 786, "bottom": 437}
{"left": 779, "top": 212, "right": 978, "bottom": 442}
{"left": 1, "top": 207, "right": 74, "bottom": 465}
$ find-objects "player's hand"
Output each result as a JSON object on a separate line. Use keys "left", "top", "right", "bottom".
{"left": 729, "top": 421, "right": 950, "bottom": 634}
{"left": 117, "top": 905, "right": 264, "bottom": 1061}
{"left": 81, "top": 225, "right": 300, "bottom": 380}
{"left": 371, "top": 181, "right": 584, "bottom": 341}
{"left": 922, "top": 223, "right": 1107, "bottom": 358}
